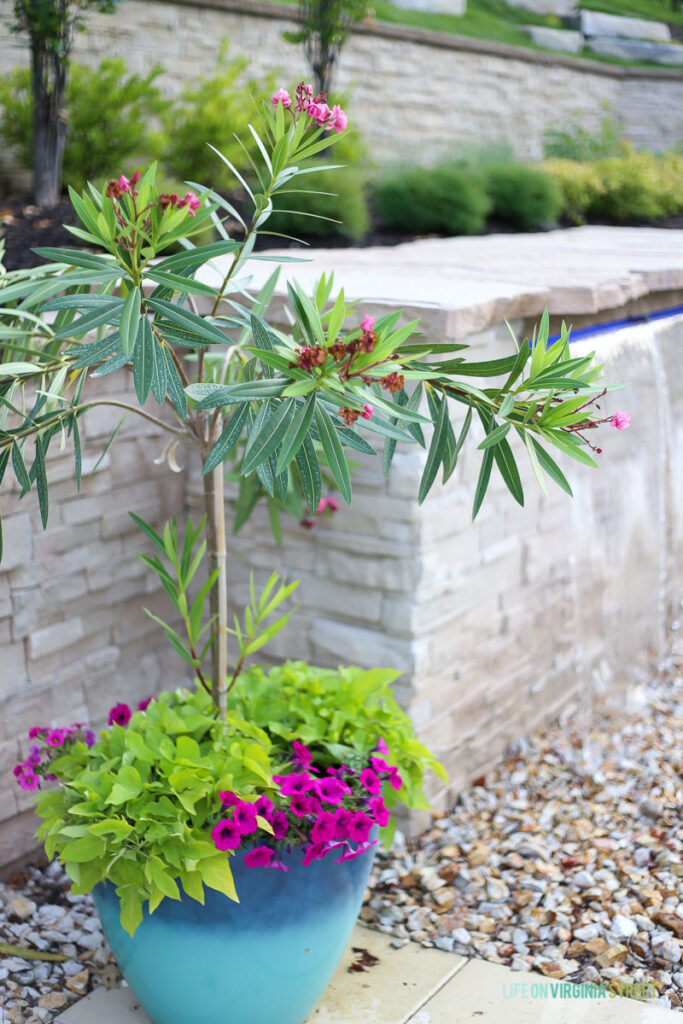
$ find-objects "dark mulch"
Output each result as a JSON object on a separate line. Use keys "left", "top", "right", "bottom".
{"left": 2, "top": 193, "right": 683, "bottom": 272}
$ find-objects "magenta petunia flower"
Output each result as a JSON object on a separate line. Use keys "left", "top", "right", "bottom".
{"left": 388, "top": 767, "right": 403, "bottom": 791}
{"left": 28, "top": 727, "right": 46, "bottom": 740}
{"left": 302, "top": 841, "right": 335, "bottom": 866}
{"left": 219, "top": 790, "right": 240, "bottom": 808}
{"left": 137, "top": 697, "right": 153, "bottom": 711}
{"left": 27, "top": 745, "right": 42, "bottom": 766}
{"left": 254, "top": 795, "right": 274, "bottom": 821}
{"left": 370, "top": 756, "right": 390, "bottom": 775}
{"left": 348, "top": 811, "right": 373, "bottom": 844}
{"left": 376, "top": 737, "right": 389, "bottom": 755}
{"left": 333, "top": 808, "right": 352, "bottom": 841}
{"left": 84, "top": 731, "right": 96, "bottom": 747}
{"left": 13, "top": 764, "right": 24, "bottom": 778}
{"left": 271, "top": 810, "right": 289, "bottom": 839}
{"left": 19, "top": 769, "right": 40, "bottom": 791}
{"left": 234, "top": 801, "right": 258, "bottom": 835}
{"left": 335, "top": 839, "right": 376, "bottom": 864}
{"left": 292, "top": 740, "right": 313, "bottom": 767}
{"left": 369, "top": 796, "right": 389, "bottom": 827}
{"left": 108, "top": 703, "right": 132, "bottom": 727}
{"left": 211, "top": 818, "right": 241, "bottom": 851}
{"left": 360, "top": 768, "right": 381, "bottom": 795}
{"left": 311, "top": 811, "right": 339, "bottom": 844}
{"left": 274, "top": 772, "right": 314, "bottom": 797}
{"left": 289, "top": 794, "right": 313, "bottom": 818}
{"left": 46, "top": 729, "right": 66, "bottom": 747}
{"left": 244, "top": 845, "right": 274, "bottom": 868}
{"left": 314, "top": 776, "right": 349, "bottom": 805}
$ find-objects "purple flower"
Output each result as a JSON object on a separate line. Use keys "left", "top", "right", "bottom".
{"left": 274, "top": 772, "right": 314, "bottom": 797}
{"left": 388, "top": 767, "right": 403, "bottom": 791}
{"left": 311, "top": 811, "right": 339, "bottom": 844}
{"left": 234, "top": 801, "right": 258, "bottom": 835}
{"left": 27, "top": 746, "right": 42, "bottom": 766}
{"left": 19, "top": 769, "right": 40, "bottom": 791}
{"left": 348, "top": 811, "right": 373, "bottom": 843}
{"left": 108, "top": 703, "right": 131, "bottom": 727}
{"left": 369, "top": 796, "right": 389, "bottom": 827}
{"left": 333, "top": 809, "right": 353, "bottom": 841}
{"left": 334, "top": 839, "right": 377, "bottom": 864}
{"left": 84, "top": 731, "right": 96, "bottom": 747}
{"left": 244, "top": 845, "right": 275, "bottom": 868}
{"left": 211, "top": 818, "right": 241, "bottom": 851}
{"left": 370, "top": 756, "right": 390, "bottom": 775}
{"left": 314, "top": 776, "right": 349, "bottom": 805}
{"left": 302, "top": 841, "right": 334, "bottom": 866}
{"left": 292, "top": 740, "right": 314, "bottom": 769}
{"left": 137, "top": 697, "right": 153, "bottom": 711}
{"left": 271, "top": 810, "right": 289, "bottom": 839}
{"left": 376, "top": 738, "right": 389, "bottom": 755}
{"left": 13, "top": 764, "right": 24, "bottom": 778}
{"left": 254, "top": 795, "right": 274, "bottom": 821}
{"left": 46, "top": 729, "right": 66, "bottom": 748}
{"left": 28, "top": 727, "right": 46, "bottom": 740}
{"left": 289, "top": 794, "right": 315, "bottom": 818}
{"left": 360, "top": 768, "right": 381, "bottom": 795}
{"left": 219, "top": 790, "right": 240, "bottom": 808}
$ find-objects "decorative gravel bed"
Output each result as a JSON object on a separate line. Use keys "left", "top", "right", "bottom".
{"left": 1, "top": 658, "right": 681, "bottom": 1021}
{"left": 364, "top": 656, "right": 683, "bottom": 1011}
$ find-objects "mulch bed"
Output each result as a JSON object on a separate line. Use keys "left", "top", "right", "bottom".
{"left": 2, "top": 193, "right": 683, "bottom": 273}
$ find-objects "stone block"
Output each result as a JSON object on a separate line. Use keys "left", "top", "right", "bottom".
{"left": 586, "top": 36, "right": 683, "bottom": 65}
{"left": 0, "top": 641, "right": 27, "bottom": 700}
{"left": 392, "top": 0, "right": 466, "bottom": 14}
{"left": 28, "top": 617, "right": 84, "bottom": 660}
{"left": 506, "top": 0, "right": 577, "bottom": 13}
{"left": 0, "top": 513, "right": 32, "bottom": 571}
{"left": 524, "top": 25, "right": 584, "bottom": 53}
{"left": 310, "top": 618, "right": 414, "bottom": 673}
{"left": 574, "top": 9, "right": 671, "bottom": 41}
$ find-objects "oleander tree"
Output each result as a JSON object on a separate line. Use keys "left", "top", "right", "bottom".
{"left": 10, "top": 0, "right": 122, "bottom": 207}
{"left": 284, "top": 0, "right": 368, "bottom": 97}
{"left": 0, "top": 86, "right": 621, "bottom": 721}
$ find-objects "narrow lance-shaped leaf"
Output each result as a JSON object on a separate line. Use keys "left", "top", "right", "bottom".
{"left": 295, "top": 434, "right": 321, "bottom": 516}
{"left": 418, "top": 392, "right": 449, "bottom": 504}
{"left": 275, "top": 392, "right": 316, "bottom": 473}
{"left": 314, "top": 404, "right": 351, "bottom": 506}
{"left": 133, "top": 318, "right": 154, "bottom": 405}
{"left": 241, "top": 400, "right": 296, "bottom": 476}
{"left": 202, "top": 405, "right": 250, "bottom": 477}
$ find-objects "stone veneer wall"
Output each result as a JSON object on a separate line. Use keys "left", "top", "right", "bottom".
{"left": 0, "top": 374, "right": 186, "bottom": 868}
{"left": 0, "top": 0, "right": 682, "bottom": 172}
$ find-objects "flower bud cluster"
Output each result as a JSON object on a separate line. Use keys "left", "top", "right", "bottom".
{"left": 210, "top": 738, "right": 402, "bottom": 870}
{"left": 13, "top": 723, "right": 96, "bottom": 792}
{"left": 271, "top": 82, "right": 347, "bottom": 134}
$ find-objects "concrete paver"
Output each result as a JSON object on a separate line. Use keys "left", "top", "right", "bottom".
{"left": 55, "top": 924, "right": 680, "bottom": 1024}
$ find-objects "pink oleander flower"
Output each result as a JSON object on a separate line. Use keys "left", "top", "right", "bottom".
{"left": 108, "top": 703, "right": 132, "bottom": 727}
{"left": 244, "top": 845, "right": 275, "bottom": 868}
{"left": 131, "top": 171, "right": 140, "bottom": 186}
{"left": 46, "top": 729, "right": 66, "bottom": 747}
{"left": 361, "top": 315, "right": 375, "bottom": 332}
{"left": 271, "top": 88, "right": 292, "bottom": 109}
{"left": 361, "top": 404, "right": 373, "bottom": 420}
{"left": 294, "top": 81, "right": 314, "bottom": 112}
{"left": 326, "top": 104, "right": 348, "bottom": 134}
{"left": 369, "top": 796, "right": 389, "bottom": 827}
{"left": 254, "top": 795, "right": 274, "bottom": 821}
{"left": 234, "top": 801, "right": 258, "bottom": 835}
{"left": 137, "top": 697, "right": 152, "bottom": 711}
{"left": 19, "top": 769, "right": 40, "bottom": 791}
{"left": 308, "top": 101, "right": 331, "bottom": 127}
{"left": 271, "top": 810, "right": 289, "bottom": 839}
{"left": 311, "top": 811, "right": 339, "bottom": 844}
{"left": 118, "top": 174, "right": 131, "bottom": 193}
{"left": 611, "top": 411, "right": 631, "bottom": 431}
{"left": 360, "top": 768, "right": 381, "bottom": 795}
{"left": 317, "top": 498, "right": 329, "bottom": 515}
{"left": 219, "top": 790, "right": 240, "bottom": 808}
{"left": 212, "top": 818, "right": 242, "bottom": 852}
{"left": 348, "top": 811, "right": 373, "bottom": 844}
{"left": 274, "top": 772, "right": 314, "bottom": 797}
{"left": 178, "top": 191, "right": 201, "bottom": 216}
{"left": 314, "top": 776, "right": 349, "bottom": 805}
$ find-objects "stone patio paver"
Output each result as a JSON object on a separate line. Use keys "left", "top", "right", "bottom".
{"left": 54, "top": 925, "right": 680, "bottom": 1024}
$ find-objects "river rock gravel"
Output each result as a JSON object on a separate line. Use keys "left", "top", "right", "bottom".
{"left": 1, "top": 658, "right": 681, "bottom": 1020}
{"left": 363, "top": 657, "right": 683, "bottom": 1011}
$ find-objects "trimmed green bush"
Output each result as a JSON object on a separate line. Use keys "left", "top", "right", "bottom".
{"left": 161, "top": 46, "right": 274, "bottom": 191}
{"left": 542, "top": 158, "right": 605, "bottom": 225}
{"left": 374, "top": 164, "right": 490, "bottom": 236}
{"left": 590, "top": 148, "right": 683, "bottom": 222}
{"left": 268, "top": 166, "right": 369, "bottom": 241}
{"left": 484, "top": 163, "right": 562, "bottom": 230}
{"left": 0, "top": 59, "right": 168, "bottom": 192}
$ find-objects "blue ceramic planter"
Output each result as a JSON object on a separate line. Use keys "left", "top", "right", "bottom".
{"left": 92, "top": 842, "right": 375, "bottom": 1024}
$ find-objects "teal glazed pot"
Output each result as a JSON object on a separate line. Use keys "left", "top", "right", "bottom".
{"left": 92, "top": 842, "right": 375, "bottom": 1024}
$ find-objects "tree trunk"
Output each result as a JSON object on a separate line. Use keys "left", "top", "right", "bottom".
{"left": 31, "top": 39, "right": 67, "bottom": 208}
{"left": 203, "top": 455, "right": 228, "bottom": 719}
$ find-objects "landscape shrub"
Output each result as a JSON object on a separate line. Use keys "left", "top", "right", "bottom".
{"left": 374, "top": 163, "right": 490, "bottom": 236}
{"left": 0, "top": 60, "right": 168, "bottom": 192}
{"left": 542, "top": 158, "right": 605, "bottom": 224}
{"left": 590, "top": 148, "right": 683, "bottom": 222}
{"left": 543, "top": 107, "right": 625, "bottom": 162}
{"left": 161, "top": 46, "right": 275, "bottom": 191}
{"left": 484, "top": 163, "right": 562, "bottom": 230}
